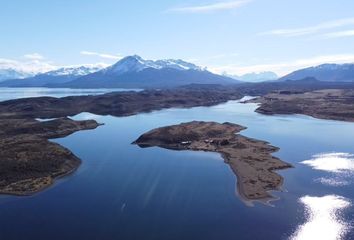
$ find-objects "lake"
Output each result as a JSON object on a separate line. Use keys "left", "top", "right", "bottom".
{"left": 0, "top": 89, "right": 353, "bottom": 240}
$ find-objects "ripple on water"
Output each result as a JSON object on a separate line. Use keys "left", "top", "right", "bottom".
{"left": 290, "top": 195, "right": 351, "bottom": 240}
{"left": 315, "top": 177, "right": 350, "bottom": 187}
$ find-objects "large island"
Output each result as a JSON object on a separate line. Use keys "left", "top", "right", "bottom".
{"left": 133, "top": 121, "right": 292, "bottom": 202}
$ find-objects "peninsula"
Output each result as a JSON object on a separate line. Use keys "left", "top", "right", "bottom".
{"left": 0, "top": 117, "right": 99, "bottom": 195}
{"left": 250, "top": 89, "right": 354, "bottom": 122}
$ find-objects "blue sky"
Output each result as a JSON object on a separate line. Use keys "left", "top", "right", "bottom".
{"left": 1, "top": 0, "right": 354, "bottom": 76}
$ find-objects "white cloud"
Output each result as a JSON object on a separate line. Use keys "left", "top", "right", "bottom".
{"left": 0, "top": 53, "right": 112, "bottom": 75}
{"left": 261, "top": 17, "right": 354, "bottom": 37}
{"left": 23, "top": 53, "right": 44, "bottom": 60}
{"left": 209, "top": 54, "right": 354, "bottom": 76}
{"left": 80, "top": 51, "right": 123, "bottom": 60}
{"left": 322, "top": 29, "right": 354, "bottom": 39}
{"left": 167, "top": 0, "right": 251, "bottom": 13}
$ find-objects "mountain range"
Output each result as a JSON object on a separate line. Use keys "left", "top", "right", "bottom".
{"left": 0, "top": 56, "right": 239, "bottom": 88}
{"left": 280, "top": 63, "right": 354, "bottom": 82}
{"left": 1, "top": 57, "right": 354, "bottom": 89}
{"left": 0, "top": 65, "right": 105, "bottom": 87}
{"left": 60, "top": 55, "right": 238, "bottom": 88}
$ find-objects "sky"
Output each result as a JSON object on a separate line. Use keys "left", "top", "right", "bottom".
{"left": 1, "top": 0, "right": 354, "bottom": 76}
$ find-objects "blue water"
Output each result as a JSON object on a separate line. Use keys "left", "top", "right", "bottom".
{"left": 0, "top": 87, "right": 141, "bottom": 101}
{"left": 0, "top": 91, "right": 354, "bottom": 240}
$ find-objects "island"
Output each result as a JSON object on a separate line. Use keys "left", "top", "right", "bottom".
{"left": 0, "top": 117, "right": 99, "bottom": 195}
{"left": 133, "top": 121, "right": 292, "bottom": 202}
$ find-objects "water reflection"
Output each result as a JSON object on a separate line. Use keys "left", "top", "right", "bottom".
{"left": 290, "top": 195, "right": 351, "bottom": 240}
{"left": 301, "top": 152, "right": 354, "bottom": 186}
{"left": 301, "top": 153, "right": 354, "bottom": 173}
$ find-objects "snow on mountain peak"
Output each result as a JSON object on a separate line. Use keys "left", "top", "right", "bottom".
{"left": 155, "top": 59, "right": 202, "bottom": 71}
{"left": 107, "top": 55, "right": 202, "bottom": 74}
{"left": 44, "top": 64, "right": 107, "bottom": 76}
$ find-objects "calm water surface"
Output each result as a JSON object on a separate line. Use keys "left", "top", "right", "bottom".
{"left": 0, "top": 90, "right": 353, "bottom": 240}
{"left": 0, "top": 87, "right": 141, "bottom": 101}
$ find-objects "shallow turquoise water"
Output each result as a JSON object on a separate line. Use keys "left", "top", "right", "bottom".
{"left": 0, "top": 92, "right": 353, "bottom": 240}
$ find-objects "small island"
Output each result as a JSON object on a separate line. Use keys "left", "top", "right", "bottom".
{"left": 133, "top": 121, "right": 292, "bottom": 202}
{"left": 0, "top": 117, "right": 99, "bottom": 195}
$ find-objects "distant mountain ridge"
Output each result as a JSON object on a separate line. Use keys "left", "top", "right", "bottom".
{"left": 0, "top": 69, "right": 34, "bottom": 82}
{"left": 280, "top": 63, "right": 354, "bottom": 82}
{"left": 226, "top": 71, "right": 278, "bottom": 82}
{"left": 0, "top": 65, "right": 106, "bottom": 87}
{"left": 45, "top": 65, "right": 105, "bottom": 76}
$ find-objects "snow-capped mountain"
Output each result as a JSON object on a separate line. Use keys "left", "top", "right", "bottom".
{"left": 46, "top": 65, "right": 106, "bottom": 77}
{"left": 1, "top": 56, "right": 239, "bottom": 88}
{"left": 280, "top": 63, "right": 354, "bottom": 82}
{"left": 0, "top": 68, "right": 34, "bottom": 81}
{"left": 61, "top": 55, "right": 238, "bottom": 88}
{"left": 105, "top": 55, "right": 201, "bottom": 75}
{"left": 0, "top": 64, "right": 106, "bottom": 87}
{"left": 226, "top": 71, "right": 278, "bottom": 82}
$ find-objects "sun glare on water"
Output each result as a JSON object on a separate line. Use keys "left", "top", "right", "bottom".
{"left": 301, "top": 152, "right": 354, "bottom": 186}
{"left": 290, "top": 195, "right": 351, "bottom": 240}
